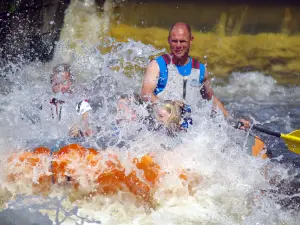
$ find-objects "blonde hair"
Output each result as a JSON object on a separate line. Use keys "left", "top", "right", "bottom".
{"left": 153, "top": 100, "right": 182, "bottom": 130}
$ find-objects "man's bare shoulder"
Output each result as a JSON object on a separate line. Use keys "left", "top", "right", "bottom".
{"left": 147, "top": 59, "right": 159, "bottom": 71}
{"left": 144, "top": 59, "right": 160, "bottom": 79}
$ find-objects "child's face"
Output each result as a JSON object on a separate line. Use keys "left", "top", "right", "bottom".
{"left": 51, "top": 71, "right": 72, "bottom": 94}
{"left": 154, "top": 106, "right": 171, "bottom": 125}
{"left": 153, "top": 102, "right": 182, "bottom": 128}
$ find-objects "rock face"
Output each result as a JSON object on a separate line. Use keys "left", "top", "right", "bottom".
{"left": 0, "top": 0, "right": 70, "bottom": 66}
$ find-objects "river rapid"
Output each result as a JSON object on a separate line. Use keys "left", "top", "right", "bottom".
{"left": 0, "top": 0, "right": 299, "bottom": 224}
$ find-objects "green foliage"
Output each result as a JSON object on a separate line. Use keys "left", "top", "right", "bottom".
{"left": 109, "top": 24, "right": 300, "bottom": 85}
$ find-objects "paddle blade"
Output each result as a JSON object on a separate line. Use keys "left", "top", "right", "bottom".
{"left": 285, "top": 140, "right": 300, "bottom": 154}
{"left": 281, "top": 130, "right": 300, "bottom": 154}
{"left": 289, "top": 130, "right": 300, "bottom": 140}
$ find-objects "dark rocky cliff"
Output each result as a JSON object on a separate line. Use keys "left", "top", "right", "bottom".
{"left": 0, "top": 0, "right": 70, "bottom": 66}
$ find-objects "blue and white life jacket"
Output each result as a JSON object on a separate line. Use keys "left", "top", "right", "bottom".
{"left": 154, "top": 53, "right": 206, "bottom": 106}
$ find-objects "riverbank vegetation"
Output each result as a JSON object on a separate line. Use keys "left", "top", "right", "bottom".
{"left": 110, "top": 23, "right": 300, "bottom": 85}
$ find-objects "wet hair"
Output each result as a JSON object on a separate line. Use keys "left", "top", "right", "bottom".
{"left": 50, "top": 63, "right": 74, "bottom": 84}
{"left": 150, "top": 100, "right": 182, "bottom": 129}
{"left": 143, "top": 100, "right": 183, "bottom": 137}
{"left": 169, "top": 22, "right": 192, "bottom": 38}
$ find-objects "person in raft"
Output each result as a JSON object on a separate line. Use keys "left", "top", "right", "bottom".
{"left": 49, "top": 63, "right": 93, "bottom": 137}
{"left": 140, "top": 22, "right": 250, "bottom": 129}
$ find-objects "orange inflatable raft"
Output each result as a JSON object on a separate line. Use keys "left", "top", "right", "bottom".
{"left": 6, "top": 144, "right": 168, "bottom": 201}
{"left": 5, "top": 136, "right": 267, "bottom": 201}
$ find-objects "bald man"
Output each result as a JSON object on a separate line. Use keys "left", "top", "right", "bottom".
{"left": 140, "top": 22, "right": 250, "bottom": 128}
{"left": 141, "top": 23, "right": 229, "bottom": 114}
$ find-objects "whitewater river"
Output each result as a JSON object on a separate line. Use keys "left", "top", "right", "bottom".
{"left": 0, "top": 0, "right": 299, "bottom": 224}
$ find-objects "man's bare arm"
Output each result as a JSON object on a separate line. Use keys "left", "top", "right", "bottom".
{"left": 141, "top": 60, "right": 160, "bottom": 102}
{"left": 212, "top": 97, "right": 230, "bottom": 118}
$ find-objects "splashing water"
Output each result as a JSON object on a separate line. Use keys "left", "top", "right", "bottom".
{"left": 0, "top": 0, "right": 300, "bottom": 224}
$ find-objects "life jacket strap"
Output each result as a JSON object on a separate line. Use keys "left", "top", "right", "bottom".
{"left": 162, "top": 54, "right": 171, "bottom": 64}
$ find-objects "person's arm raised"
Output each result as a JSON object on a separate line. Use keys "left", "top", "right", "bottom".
{"left": 141, "top": 60, "right": 160, "bottom": 103}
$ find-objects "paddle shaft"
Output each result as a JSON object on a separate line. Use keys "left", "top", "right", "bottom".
{"left": 252, "top": 125, "right": 281, "bottom": 138}
{"left": 236, "top": 121, "right": 281, "bottom": 138}
{"left": 237, "top": 121, "right": 300, "bottom": 154}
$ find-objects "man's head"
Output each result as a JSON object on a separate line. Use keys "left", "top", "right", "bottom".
{"left": 50, "top": 64, "right": 73, "bottom": 94}
{"left": 168, "top": 22, "right": 194, "bottom": 61}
